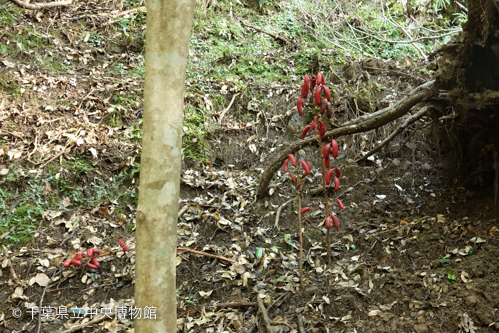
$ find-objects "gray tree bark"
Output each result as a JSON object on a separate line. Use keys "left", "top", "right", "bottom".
{"left": 135, "top": 1, "right": 195, "bottom": 332}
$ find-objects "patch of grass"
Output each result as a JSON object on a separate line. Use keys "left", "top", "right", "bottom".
{"left": 182, "top": 105, "right": 210, "bottom": 162}
{"left": 0, "top": 162, "right": 138, "bottom": 246}
{"left": 0, "top": 74, "right": 21, "bottom": 98}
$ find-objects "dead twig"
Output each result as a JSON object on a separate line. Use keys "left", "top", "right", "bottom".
{"left": 274, "top": 198, "right": 293, "bottom": 229}
{"left": 218, "top": 93, "right": 240, "bottom": 124}
{"left": 215, "top": 301, "right": 256, "bottom": 309}
{"left": 356, "top": 106, "right": 429, "bottom": 163}
{"left": 37, "top": 269, "right": 58, "bottom": 333}
{"left": 296, "top": 314, "right": 306, "bottom": 333}
{"left": 237, "top": 16, "right": 289, "bottom": 44}
{"left": 177, "top": 247, "right": 242, "bottom": 266}
{"left": 55, "top": 311, "right": 115, "bottom": 333}
{"left": 256, "top": 296, "right": 274, "bottom": 333}
{"left": 7, "top": 0, "right": 72, "bottom": 10}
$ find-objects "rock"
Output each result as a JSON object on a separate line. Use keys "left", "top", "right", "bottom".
{"left": 422, "top": 163, "right": 432, "bottom": 170}
{"left": 401, "top": 160, "right": 412, "bottom": 170}
{"left": 392, "top": 158, "right": 400, "bottom": 166}
{"left": 466, "top": 295, "right": 479, "bottom": 306}
{"left": 413, "top": 324, "right": 428, "bottom": 333}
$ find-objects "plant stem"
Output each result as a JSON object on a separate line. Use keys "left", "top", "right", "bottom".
{"left": 315, "top": 109, "right": 332, "bottom": 264}
{"left": 297, "top": 186, "right": 304, "bottom": 289}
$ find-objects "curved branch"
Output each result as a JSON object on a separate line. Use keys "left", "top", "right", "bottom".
{"left": 7, "top": 0, "right": 73, "bottom": 10}
{"left": 356, "top": 106, "right": 430, "bottom": 163}
{"left": 256, "top": 81, "right": 435, "bottom": 200}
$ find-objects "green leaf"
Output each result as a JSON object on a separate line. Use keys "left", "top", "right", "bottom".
{"left": 446, "top": 268, "right": 457, "bottom": 282}
{"left": 468, "top": 248, "right": 475, "bottom": 255}
{"left": 350, "top": 244, "right": 356, "bottom": 250}
{"left": 255, "top": 247, "right": 264, "bottom": 259}
{"left": 439, "top": 258, "right": 451, "bottom": 263}
{"left": 284, "top": 234, "right": 292, "bottom": 245}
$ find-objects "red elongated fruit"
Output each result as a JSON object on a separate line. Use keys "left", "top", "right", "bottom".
{"left": 300, "top": 207, "right": 311, "bottom": 214}
{"left": 326, "top": 168, "right": 334, "bottom": 185}
{"left": 331, "top": 139, "right": 338, "bottom": 158}
{"left": 288, "top": 154, "right": 296, "bottom": 167}
{"left": 335, "top": 167, "right": 341, "bottom": 178}
{"left": 323, "top": 143, "right": 330, "bottom": 157}
{"left": 314, "top": 87, "right": 322, "bottom": 105}
{"left": 283, "top": 158, "right": 289, "bottom": 172}
{"left": 325, "top": 155, "right": 330, "bottom": 168}
{"left": 289, "top": 172, "right": 296, "bottom": 183}
{"left": 325, "top": 216, "right": 332, "bottom": 229}
{"left": 301, "top": 75, "right": 309, "bottom": 98}
{"left": 63, "top": 261, "right": 71, "bottom": 267}
{"left": 119, "top": 238, "right": 129, "bottom": 252}
{"left": 332, "top": 214, "right": 339, "bottom": 229}
{"left": 324, "top": 85, "right": 331, "bottom": 101}
{"left": 320, "top": 99, "right": 327, "bottom": 115}
{"left": 301, "top": 125, "right": 311, "bottom": 139}
{"left": 306, "top": 161, "right": 312, "bottom": 171}
{"left": 87, "top": 249, "right": 94, "bottom": 257}
{"left": 300, "top": 160, "right": 310, "bottom": 177}
{"left": 337, "top": 198, "right": 344, "bottom": 209}
{"left": 318, "top": 120, "right": 326, "bottom": 137}
{"left": 70, "top": 259, "right": 81, "bottom": 266}
{"left": 310, "top": 75, "right": 316, "bottom": 91}
{"left": 334, "top": 177, "right": 340, "bottom": 191}
{"left": 296, "top": 97, "right": 304, "bottom": 116}
{"left": 91, "top": 258, "right": 100, "bottom": 267}
{"left": 317, "top": 72, "right": 324, "bottom": 86}
{"left": 326, "top": 102, "right": 333, "bottom": 119}
{"left": 74, "top": 251, "right": 83, "bottom": 261}
{"left": 87, "top": 263, "right": 98, "bottom": 269}
{"left": 92, "top": 249, "right": 101, "bottom": 254}
{"left": 310, "top": 120, "right": 316, "bottom": 132}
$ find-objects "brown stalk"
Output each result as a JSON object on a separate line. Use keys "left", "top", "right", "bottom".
{"left": 297, "top": 184, "right": 304, "bottom": 289}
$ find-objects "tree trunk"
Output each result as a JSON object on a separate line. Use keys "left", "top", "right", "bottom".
{"left": 135, "top": 1, "right": 195, "bottom": 332}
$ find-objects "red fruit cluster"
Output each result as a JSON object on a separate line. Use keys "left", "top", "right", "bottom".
{"left": 63, "top": 248, "right": 101, "bottom": 269}
{"left": 297, "top": 72, "right": 334, "bottom": 133}
{"left": 283, "top": 154, "right": 312, "bottom": 185}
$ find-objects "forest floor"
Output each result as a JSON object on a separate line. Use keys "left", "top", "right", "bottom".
{"left": 0, "top": 0, "right": 498, "bottom": 332}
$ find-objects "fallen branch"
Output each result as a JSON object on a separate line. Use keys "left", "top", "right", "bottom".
{"left": 296, "top": 314, "right": 306, "bottom": 333}
{"left": 55, "top": 312, "right": 115, "bottom": 333}
{"left": 256, "top": 81, "right": 435, "bottom": 199}
{"left": 356, "top": 106, "right": 429, "bottom": 163}
{"left": 215, "top": 301, "right": 256, "bottom": 309}
{"left": 237, "top": 16, "right": 289, "bottom": 44}
{"left": 7, "top": 0, "right": 72, "bottom": 10}
{"left": 274, "top": 198, "right": 293, "bottom": 229}
{"left": 256, "top": 296, "right": 274, "bottom": 333}
{"left": 177, "top": 247, "right": 241, "bottom": 266}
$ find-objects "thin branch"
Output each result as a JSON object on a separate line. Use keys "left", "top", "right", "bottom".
{"left": 57, "top": 312, "right": 115, "bottom": 333}
{"left": 215, "top": 301, "right": 256, "bottom": 309}
{"left": 236, "top": 16, "right": 289, "bottom": 44}
{"left": 177, "top": 247, "right": 243, "bottom": 266}
{"left": 7, "top": 0, "right": 72, "bottom": 10}
{"left": 356, "top": 106, "right": 429, "bottom": 163}
{"left": 256, "top": 296, "right": 274, "bottom": 333}
{"left": 218, "top": 93, "right": 240, "bottom": 124}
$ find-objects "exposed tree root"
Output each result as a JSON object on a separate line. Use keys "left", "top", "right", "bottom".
{"left": 256, "top": 80, "right": 435, "bottom": 200}
{"left": 356, "top": 106, "right": 430, "bottom": 163}
{"left": 8, "top": 0, "right": 73, "bottom": 10}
